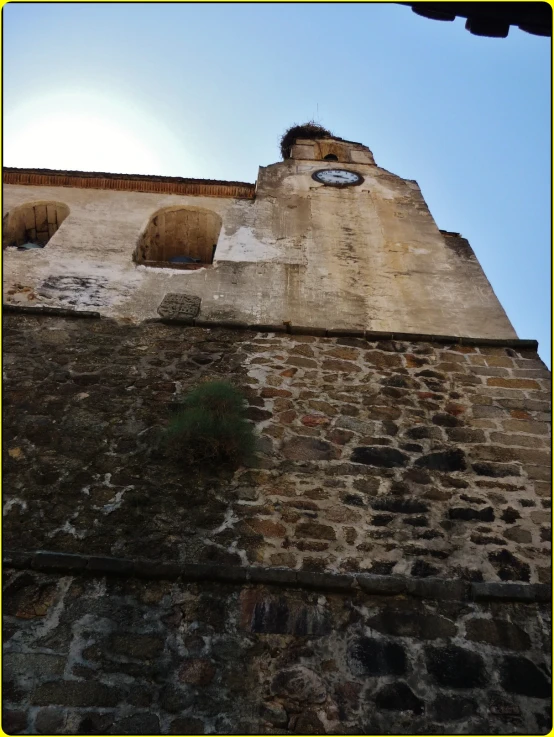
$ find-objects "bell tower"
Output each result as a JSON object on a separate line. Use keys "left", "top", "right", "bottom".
{"left": 249, "top": 124, "right": 517, "bottom": 340}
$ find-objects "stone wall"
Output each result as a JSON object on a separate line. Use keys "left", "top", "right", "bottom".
{"left": 4, "top": 312, "right": 550, "bottom": 582}
{"left": 3, "top": 561, "right": 551, "bottom": 735}
{"left": 3, "top": 310, "right": 551, "bottom": 733}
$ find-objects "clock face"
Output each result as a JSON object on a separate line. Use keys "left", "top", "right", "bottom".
{"left": 312, "top": 168, "right": 364, "bottom": 187}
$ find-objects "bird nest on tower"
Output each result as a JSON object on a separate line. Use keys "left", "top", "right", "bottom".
{"left": 280, "top": 122, "right": 333, "bottom": 160}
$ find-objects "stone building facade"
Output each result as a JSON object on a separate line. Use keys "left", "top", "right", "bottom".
{"left": 3, "top": 131, "right": 551, "bottom": 734}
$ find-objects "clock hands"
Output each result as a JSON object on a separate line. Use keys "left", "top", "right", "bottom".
{"left": 312, "top": 169, "right": 364, "bottom": 187}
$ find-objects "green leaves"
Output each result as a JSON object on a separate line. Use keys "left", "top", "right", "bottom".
{"left": 165, "top": 382, "right": 256, "bottom": 468}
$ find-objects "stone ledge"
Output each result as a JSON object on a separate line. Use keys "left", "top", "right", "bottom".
{"left": 471, "top": 581, "right": 551, "bottom": 603}
{"left": 3, "top": 307, "right": 539, "bottom": 350}
{"left": 3, "top": 304, "right": 101, "bottom": 319}
{"left": 6, "top": 549, "right": 550, "bottom": 603}
{"left": 158, "top": 317, "right": 537, "bottom": 350}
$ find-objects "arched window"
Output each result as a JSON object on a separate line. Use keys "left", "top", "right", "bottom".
{"left": 3, "top": 201, "right": 70, "bottom": 250}
{"left": 135, "top": 206, "right": 222, "bottom": 269}
{"left": 323, "top": 153, "right": 339, "bottom": 161}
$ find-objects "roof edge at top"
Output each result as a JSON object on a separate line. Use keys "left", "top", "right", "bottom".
{"left": 3, "top": 167, "right": 256, "bottom": 199}
{"left": 3, "top": 166, "right": 255, "bottom": 189}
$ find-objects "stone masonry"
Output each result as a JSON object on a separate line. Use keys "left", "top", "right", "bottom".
{"left": 3, "top": 563, "right": 550, "bottom": 735}
{"left": 4, "top": 314, "right": 550, "bottom": 583}
{"left": 3, "top": 310, "right": 551, "bottom": 734}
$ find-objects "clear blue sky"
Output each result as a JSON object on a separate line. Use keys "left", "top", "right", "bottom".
{"left": 3, "top": 3, "right": 550, "bottom": 364}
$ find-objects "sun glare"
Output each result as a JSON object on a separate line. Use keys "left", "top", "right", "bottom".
{"left": 3, "top": 91, "right": 183, "bottom": 176}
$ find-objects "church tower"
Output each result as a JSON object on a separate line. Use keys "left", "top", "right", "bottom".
{"left": 3, "top": 126, "right": 550, "bottom": 735}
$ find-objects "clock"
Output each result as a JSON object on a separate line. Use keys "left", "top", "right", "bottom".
{"left": 311, "top": 169, "right": 364, "bottom": 187}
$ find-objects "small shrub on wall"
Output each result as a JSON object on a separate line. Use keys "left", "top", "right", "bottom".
{"left": 165, "top": 381, "right": 256, "bottom": 469}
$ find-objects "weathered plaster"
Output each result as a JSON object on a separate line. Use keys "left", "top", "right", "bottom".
{"left": 3, "top": 136, "right": 517, "bottom": 338}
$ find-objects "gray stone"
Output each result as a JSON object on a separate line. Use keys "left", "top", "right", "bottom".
{"left": 3, "top": 653, "right": 66, "bottom": 680}
{"left": 449, "top": 506, "right": 494, "bottom": 522}
{"left": 157, "top": 292, "right": 201, "bottom": 319}
{"left": 432, "top": 695, "right": 477, "bottom": 722}
{"left": 425, "top": 645, "right": 487, "bottom": 688}
{"left": 488, "top": 550, "right": 531, "bottom": 582}
{"left": 32, "top": 680, "right": 122, "bottom": 707}
{"left": 465, "top": 618, "right": 531, "bottom": 650}
{"left": 290, "top": 711, "right": 326, "bottom": 734}
{"left": 371, "top": 497, "right": 428, "bottom": 514}
{"left": 35, "top": 708, "right": 65, "bottom": 734}
{"left": 169, "top": 717, "right": 205, "bottom": 735}
{"left": 367, "top": 609, "right": 456, "bottom": 639}
{"left": 282, "top": 437, "right": 335, "bottom": 461}
{"left": 260, "top": 702, "right": 288, "bottom": 727}
{"left": 110, "top": 634, "right": 164, "bottom": 659}
{"left": 113, "top": 712, "right": 161, "bottom": 734}
{"left": 348, "top": 637, "right": 406, "bottom": 677}
{"left": 374, "top": 682, "right": 424, "bottom": 714}
{"left": 501, "top": 656, "right": 551, "bottom": 698}
{"left": 351, "top": 446, "right": 409, "bottom": 467}
{"left": 271, "top": 666, "right": 326, "bottom": 704}
{"left": 472, "top": 462, "right": 521, "bottom": 477}
{"left": 3, "top": 710, "right": 27, "bottom": 735}
{"left": 415, "top": 448, "right": 466, "bottom": 472}
{"left": 336, "top": 416, "right": 376, "bottom": 434}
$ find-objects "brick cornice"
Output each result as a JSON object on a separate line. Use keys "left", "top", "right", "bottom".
{"left": 3, "top": 167, "right": 256, "bottom": 199}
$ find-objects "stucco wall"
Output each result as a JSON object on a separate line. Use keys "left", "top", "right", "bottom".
{"left": 3, "top": 139, "right": 517, "bottom": 338}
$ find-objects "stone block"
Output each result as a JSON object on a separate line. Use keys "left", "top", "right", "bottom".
{"left": 425, "top": 645, "right": 486, "bottom": 688}
{"left": 488, "top": 550, "right": 531, "bottom": 582}
{"left": 500, "top": 656, "right": 551, "bottom": 698}
{"left": 414, "top": 448, "right": 466, "bottom": 472}
{"left": 348, "top": 637, "right": 406, "bottom": 677}
{"left": 487, "top": 378, "right": 541, "bottom": 390}
{"left": 113, "top": 713, "right": 161, "bottom": 734}
{"left": 464, "top": 618, "right": 531, "bottom": 650}
{"left": 449, "top": 506, "right": 494, "bottom": 522}
{"left": 295, "top": 522, "right": 336, "bottom": 540}
{"left": 32, "top": 680, "right": 122, "bottom": 707}
{"left": 371, "top": 497, "right": 428, "bottom": 514}
{"left": 270, "top": 665, "right": 326, "bottom": 703}
{"left": 374, "top": 682, "right": 424, "bottom": 714}
{"left": 86, "top": 556, "right": 134, "bottom": 575}
{"left": 406, "top": 578, "right": 468, "bottom": 601}
{"left": 3, "top": 653, "right": 66, "bottom": 680}
{"left": 179, "top": 658, "right": 216, "bottom": 686}
{"left": 3, "top": 711, "right": 27, "bottom": 735}
{"left": 471, "top": 581, "right": 550, "bottom": 602}
{"left": 446, "top": 428, "right": 486, "bottom": 443}
{"left": 170, "top": 717, "right": 205, "bottom": 734}
{"left": 282, "top": 436, "right": 336, "bottom": 461}
{"left": 356, "top": 574, "right": 406, "bottom": 595}
{"left": 241, "top": 591, "right": 332, "bottom": 635}
{"left": 367, "top": 609, "right": 456, "bottom": 639}
{"left": 34, "top": 708, "right": 65, "bottom": 734}
{"left": 110, "top": 634, "right": 164, "bottom": 659}
{"left": 472, "top": 462, "right": 521, "bottom": 477}
{"left": 502, "top": 419, "right": 550, "bottom": 435}
{"left": 32, "top": 551, "right": 87, "bottom": 573}
{"left": 295, "top": 570, "right": 354, "bottom": 591}
{"left": 351, "top": 446, "right": 408, "bottom": 468}
{"left": 431, "top": 695, "right": 477, "bottom": 722}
